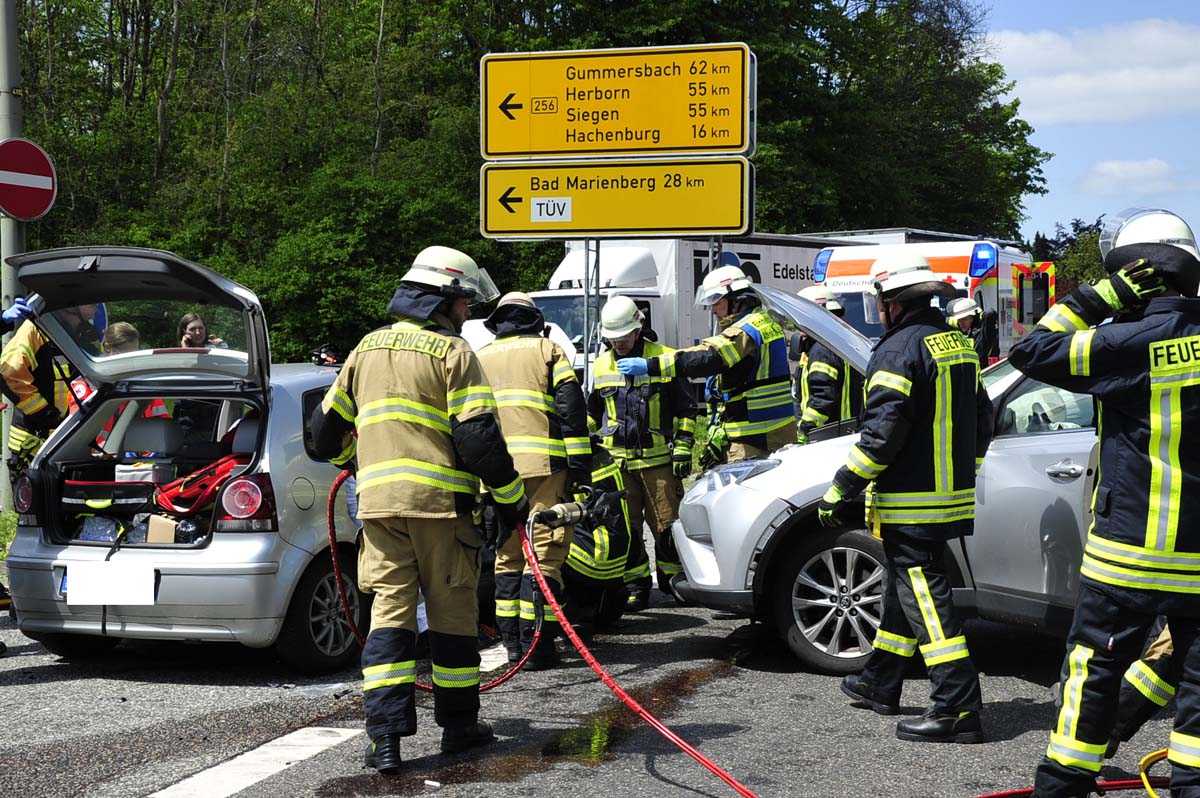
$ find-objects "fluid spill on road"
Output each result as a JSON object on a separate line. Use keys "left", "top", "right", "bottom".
{"left": 316, "top": 659, "right": 734, "bottom": 796}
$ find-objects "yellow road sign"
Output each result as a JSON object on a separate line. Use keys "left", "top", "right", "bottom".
{"left": 480, "top": 158, "right": 752, "bottom": 239}
{"left": 481, "top": 43, "right": 753, "bottom": 159}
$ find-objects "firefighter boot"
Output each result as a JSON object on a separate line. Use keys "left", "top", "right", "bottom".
{"left": 840, "top": 674, "right": 900, "bottom": 716}
{"left": 626, "top": 578, "right": 651, "bottom": 612}
{"left": 441, "top": 720, "right": 496, "bottom": 754}
{"left": 895, "top": 709, "right": 984, "bottom": 744}
{"left": 364, "top": 733, "right": 402, "bottom": 775}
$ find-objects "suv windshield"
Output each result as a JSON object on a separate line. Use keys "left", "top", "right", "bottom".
{"left": 533, "top": 295, "right": 601, "bottom": 348}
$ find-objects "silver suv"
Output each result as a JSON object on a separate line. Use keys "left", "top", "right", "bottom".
{"left": 6, "top": 247, "right": 367, "bottom": 674}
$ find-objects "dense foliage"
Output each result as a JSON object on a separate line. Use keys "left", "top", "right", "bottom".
{"left": 15, "top": 0, "right": 1048, "bottom": 360}
{"left": 1031, "top": 218, "right": 1104, "bottom": 296}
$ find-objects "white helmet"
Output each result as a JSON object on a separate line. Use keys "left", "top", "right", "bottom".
{"left": 695, "top": 264, "right": 753, "bottom": 308}
{"left": 798, "top": 284, "right": 843, "bottom": 312}
{"left": 946, "top": 297, "right": 981, "bottom": 324}
{"left": 401, "top": 245, "right": 501, "bottom": 303}
{"left": 869, "top": 251, "right": 955, "bottom": 300}
{"left": 1100, "top": 208, "right": 1200, "bottom": 261}
{"left": 600, "top": 295, "right": 643, "bottom": 339}
{"left": 495, "top": 291, "right": 535, "bottom": 309}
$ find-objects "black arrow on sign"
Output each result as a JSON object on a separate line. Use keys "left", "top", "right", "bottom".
{"left": 499, "top": 92, "right": 523, "bottom": 120}
{"left": 499, "top": 186, "right": 523, "bottom": 214}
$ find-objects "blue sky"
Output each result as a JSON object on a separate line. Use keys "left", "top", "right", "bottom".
{"left": 985, "top": 0, "right": 1200, "bottom": 242}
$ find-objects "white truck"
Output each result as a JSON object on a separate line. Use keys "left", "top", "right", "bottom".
{"left": 528, "top": 233, "right": 846, "bottom": 380}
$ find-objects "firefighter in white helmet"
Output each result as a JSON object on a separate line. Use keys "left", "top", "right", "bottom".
{"left": 794, "top": 285, "right": 862, "bottom": 445}
{"left": 591, "top": 295, "right": 697, "bottom": 611}
{"left": 616, "top": 264, "right": 794, "bottom": 467}
{"left": 1010, "top": 208, "right": 1200, "bottom": 798}
{"left": 476, "top": 291, "right": 591, "bottom": 670}
{"left": 311, "top": 245, "right": 527, "bottom": 774}
{"left": 821, "top": 251, "right": 994, "bottom": 744}
{"left": 945, "top": 297, "right": 999, "bottom": 363}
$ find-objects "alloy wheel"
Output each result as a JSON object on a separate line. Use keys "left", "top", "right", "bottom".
{"left": 789, "top": 546, "right": 884, "bottom": 660}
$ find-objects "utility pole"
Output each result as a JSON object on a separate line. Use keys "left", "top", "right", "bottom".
{"left": 0, "top": 0, "right": 23, "bottom": 509}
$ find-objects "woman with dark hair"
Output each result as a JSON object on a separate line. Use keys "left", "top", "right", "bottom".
{"left": 177, "top": 312, "right": 225, "bottom": 348}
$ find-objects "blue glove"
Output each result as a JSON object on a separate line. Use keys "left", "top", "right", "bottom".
{"left": 616, "top": 357, "right": 648, "bottom": 376}
{"left": 2, "top": 297, "right": 33, "bottom": 326}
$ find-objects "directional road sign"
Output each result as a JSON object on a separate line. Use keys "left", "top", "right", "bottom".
{"left": 0, "top": 138, "right": 57, "bottom": 221}
{"left": 480, "top": 157, "right": 752, "bottom": 239}
{"left": 481, "top": 43, "right": 753, "bottom": 160}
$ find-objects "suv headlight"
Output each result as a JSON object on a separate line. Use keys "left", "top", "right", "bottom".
{"left": 701, "top": 458, "right": 781, "bottom": 493}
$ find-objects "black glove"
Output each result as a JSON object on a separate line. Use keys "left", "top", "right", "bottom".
{"left": 671, "top": 453, "right": 692, "bottom": 479}
{"left": 494, "top": 495, "right": 530, "bottom": 549}
{"left": 1104, "top": 259, "right": 1166, "bottom": 311}
{"left": 481, "top": 502, "right": 501, "bottom": 549}
{"left": 24, "top": 407, "right": 62, "bottom": 436}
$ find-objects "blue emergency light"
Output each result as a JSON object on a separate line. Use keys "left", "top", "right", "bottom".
{"left": 968, "top": 243, "right": 997, "bottom": 279}
{"left": 813, "top": 248, "right": 833, "bottom": 283}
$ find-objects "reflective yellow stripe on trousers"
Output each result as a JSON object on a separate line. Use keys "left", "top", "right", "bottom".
{"left": 1047, "top": 644, "right": 1105, "bottom": 772}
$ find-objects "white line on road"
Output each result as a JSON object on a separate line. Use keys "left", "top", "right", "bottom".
{"left": 0, "top": 170, "right": 52, "bottom": 189}
{"left": 148, "top": 726, "right": 363, "bottom": 798}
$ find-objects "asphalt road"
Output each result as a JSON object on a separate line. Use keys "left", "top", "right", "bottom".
{"left": 0, "top": 594, "right": 1175, "bottom": 798}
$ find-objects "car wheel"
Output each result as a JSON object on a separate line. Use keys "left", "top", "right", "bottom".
{"left": 275, "top": 551, "right": 369, "bottom": 675}
{"left": 29, "top": 632, "right": 120, "bottom": 659}
{"left": 772, "top": 525, "right": 885, "bottom": 674}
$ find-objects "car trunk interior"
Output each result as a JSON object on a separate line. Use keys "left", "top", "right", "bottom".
{"left": 40, "top": 394, "right": 262, "bottom": 547}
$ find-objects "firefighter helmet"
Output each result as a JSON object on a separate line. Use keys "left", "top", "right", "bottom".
{"left": 695, "top": 265, "right": 754, "bottom": 308}
{"left": 401, "top": 246, "right": 501, "bottom": 303}
{"left": 600, "top": 295, "right": 644, "bottom": 339}
{"left": 496, "top": 291, "right": 535, "bottom": 309}
{"left": 1100, "top": 208, "right": 1200, "bottom": 261}
{"left": 946, "top": 297, "right": 982, "bottom": 324}
{"left": 870, "top": 252, "right": 957, "bottom": 301}
{"left": 798, "top": 284, "right": 843, "bottom": 312}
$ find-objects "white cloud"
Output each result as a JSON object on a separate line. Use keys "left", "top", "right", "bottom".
{"left": 990, "top": 19, "right": 1200, "bottom": 125}
{"left": 1080, "top": 158, "right": 1177, "bottom": 195}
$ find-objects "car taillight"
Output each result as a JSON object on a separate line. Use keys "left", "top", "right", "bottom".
{"left": 14, "top": 476, "right": 33, "bottom": 513}
{"left": 216, "top": 474, "right": 277, "bottom": 532}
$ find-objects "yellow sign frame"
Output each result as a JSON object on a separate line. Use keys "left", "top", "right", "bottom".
{"left": 481, "top": 43, "right": 753, "bottom": 160}
{"left": 480, "top": 157, "right": 752, "bottom": 239}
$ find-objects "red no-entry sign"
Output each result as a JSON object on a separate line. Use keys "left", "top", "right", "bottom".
{"left": 0, "top": 138, "right": 57, "bottom": 222}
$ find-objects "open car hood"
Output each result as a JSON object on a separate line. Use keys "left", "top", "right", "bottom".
{"left": 753, "top": 285, "right": 871, "bottom": 374}
{"left": 8, "top": 247, "right": 270, "bottom": 390}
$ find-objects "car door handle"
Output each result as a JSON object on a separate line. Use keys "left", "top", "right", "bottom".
{"left": 1045, "top": 460, "right": 1084, "bottom": 480}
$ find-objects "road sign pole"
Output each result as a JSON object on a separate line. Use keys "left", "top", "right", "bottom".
{"left": 0, "top": 0, "right": 23, "bottom": 510}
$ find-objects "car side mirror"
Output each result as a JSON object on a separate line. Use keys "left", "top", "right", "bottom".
{"left": 788, "top": 332, "right": 805, "bottom": 360}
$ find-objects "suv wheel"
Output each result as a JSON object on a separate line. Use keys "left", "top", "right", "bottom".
{"left": 771, "top": 525, "right": 885, "bottom": 674}
{"left": 275, "top": 552, "right": 369, "bottom": 675}
{"left": 30, "top": 632, "right": 121, "bottom": 659}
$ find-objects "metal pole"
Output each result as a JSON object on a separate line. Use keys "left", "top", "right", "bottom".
{"left": 0, "top": 0, "right": 24, "bottom": 510}
{"left": 581, "top": 238, "right": 590, "bottom": 391}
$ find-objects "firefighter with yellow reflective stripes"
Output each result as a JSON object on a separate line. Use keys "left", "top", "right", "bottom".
{"left": 1009, "top": 207, "right": 1200, "bottom": 798}
{"left": 1108, "top": 619, "right": 1179, "bottom": 759}
{"left": 593, "top": 296, "right": 696, "bottom": 610}
{"left": 477, "top": 292, "right": 591, "bottom": 670}
{"left": 1, "top": 304, "right": 100, "bottom": 477}
{"left": 310, "top": 246, "right": 528, "bottom": 776}
{"left": 818, "top": 252, "right": 994, "bottom": 744}
{"left": 616, "top": 265, "right": 793, "bottom": 466}
{"left": 794, "top": 285, "right": 863, "bottom": 445}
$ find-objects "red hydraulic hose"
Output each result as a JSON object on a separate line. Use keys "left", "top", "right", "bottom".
{"left": 325, "top": 469, "right": 540, "bottom": 692}
{"left": 976, "top": 777, "right": 1169, "bottom": 798}
{"left": 518, "top": 520, "right": 759, "bottom": 798}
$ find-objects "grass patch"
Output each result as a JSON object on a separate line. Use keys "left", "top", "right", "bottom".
{"left": 0, "top": 510, "right": 15, "bottom": 561}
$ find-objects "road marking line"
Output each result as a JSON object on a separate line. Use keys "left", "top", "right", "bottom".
{"left": 480, "top": 641, "right": 508, "bottom": 672}
{"left": 0, "top": 170, "right": 52, "bottom": 189}
{"left": 149, "top": 726, "right": 362, "bottom": 798}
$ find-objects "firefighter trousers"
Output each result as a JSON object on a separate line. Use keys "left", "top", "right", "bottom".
{"left": 358, "top": 514, "right": 483, "bottom": 739}
{"left": 1112, "top": 617, "right": 1178, "bottom": 744}
{"left": 1032, "top": 581, "right": 1200, "bottom": 798}
{"left": 858, "top": 535, "right": 981, "bottom": 714}
{"left": 621, "top": 464, "right": 684, "bottom": 594}
{"left": 494, "top": 471, "right": 569, "bottom": 656}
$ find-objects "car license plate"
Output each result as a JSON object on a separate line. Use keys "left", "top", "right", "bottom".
{"left": 64, "top": 562, "right": 155, "bottom": 606}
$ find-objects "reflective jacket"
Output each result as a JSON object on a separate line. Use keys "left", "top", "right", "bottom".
{"left": 589, "top": 338, "right": 696, "bottom": 470}
{"left": 477, "top": 330, "right": 591, "bottom": 479}
{"left": 647, "top": 306, "right": 792, "bottom": 442}
{"left": 310, "top": 306, "right": 525, "bottom": 520}
{"left": 565, "top": 453, "right": 632, "bottom": 583}
{"left": 832, "top": 308, "right": 994, "bottom": 542}
{"left": 798, "top": 340, "right": 863, "bottom": 436}
{"left": 1010, "top": 293, "right": 1200, "bottom": 600}
{"left": 1, "top": 319, "right": 97, "bottom": 452}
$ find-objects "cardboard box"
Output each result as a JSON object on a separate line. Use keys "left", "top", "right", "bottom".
{"left": 116, "top": 462, "right": 174, "bottom": 484}
{"left": 147, "top": 514, "right": 177, "bottom": 544}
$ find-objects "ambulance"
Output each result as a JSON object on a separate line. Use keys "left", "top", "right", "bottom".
{"left": 812, "top": 239, "right": 1054, "bottom": 355}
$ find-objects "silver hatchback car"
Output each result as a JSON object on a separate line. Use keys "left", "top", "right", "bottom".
{"left": 672, "top": 287, "right": 1099, "bottom": 674}
{"left": 6, "top": 247, "right": 368, "bottom": 674}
